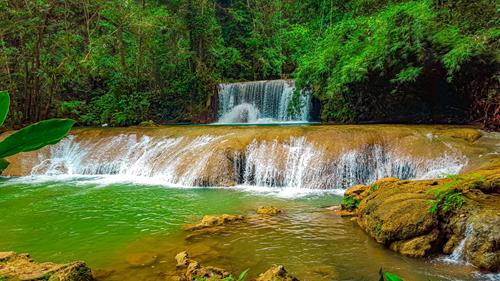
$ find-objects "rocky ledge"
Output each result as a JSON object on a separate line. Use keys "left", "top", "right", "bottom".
{"left": 338, "top": 161, "right": 500, "bottom": 271}
{"left": 0, "top": 251, "right": 95, "bottom": 281}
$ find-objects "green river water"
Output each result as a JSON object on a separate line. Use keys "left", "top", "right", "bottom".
{"left": 0, "top": 176, "right": 490, "bottom": 281}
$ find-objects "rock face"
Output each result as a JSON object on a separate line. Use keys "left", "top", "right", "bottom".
{"left": 0, "top": 251, "right": 95, "bottom": 281}
{"left": 343, "top": 163, "right": 500, "bottom": 271}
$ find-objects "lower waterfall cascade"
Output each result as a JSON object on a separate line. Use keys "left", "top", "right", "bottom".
{"left": 5, "top": 126, "right": 481, "bottom": 192}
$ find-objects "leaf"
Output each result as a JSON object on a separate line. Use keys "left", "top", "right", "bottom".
{"left": 238, "top": 269, "right": 249, "bottom": 281}
{"left": 384, "top": 272, "right": 404, "bottom": 281}
{"left": 0, "top": 119, "right": 75, "bottom": 159}
{"left": 0, "top": 91, "right": 10, "bottom": 127}
{"left": 0, "top": 158, "right": 10, "bottom": 173}
{"left": 379, "top": 268, "right": 385, "bottom": 281}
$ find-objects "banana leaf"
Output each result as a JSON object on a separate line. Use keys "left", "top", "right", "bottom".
{"left": 0, "top": 119, "right": 75, "bottom": 159}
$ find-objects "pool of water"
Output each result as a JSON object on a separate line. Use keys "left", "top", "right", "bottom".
{"left": 0, "top": 177, "right": 492, "bottom": 280}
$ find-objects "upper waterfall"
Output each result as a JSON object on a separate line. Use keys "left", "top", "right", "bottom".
{"left": 217, "top": 80, "right": 311, "bottom": 124}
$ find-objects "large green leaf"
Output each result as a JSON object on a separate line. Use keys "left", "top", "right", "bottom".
{"left": 384, "top": 272, "right": 404, "bottom": 281}
{"left": 0, "top": 158, "right": 10, "bottom": 173}
{"left": 0, "top": 119, "right": 75, "bottom": 159}
{"left": 0, "top": 91, "right": 10, "bottom": 127}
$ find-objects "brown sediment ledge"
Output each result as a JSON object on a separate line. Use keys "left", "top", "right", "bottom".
{"left": 338, "top": 159, "right": 500, "bottom": 271}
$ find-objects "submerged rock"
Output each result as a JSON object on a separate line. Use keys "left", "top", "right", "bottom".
{"left": 255, "top": 265, "right": 299, "bottom": 281}
{"left": 343, "top": 162, "right": 500, "bottom": 271}
{"left": 0, "top": 251, "right": 95, "bottom": 281}
{"left": 256, "top": 206, "right": 282, "bottom": 215}
{"left": 125, "top": 252, "right": 158, "bottom": 267}
{"left": 183, "top": 214, "right": 245, "bottom": 232}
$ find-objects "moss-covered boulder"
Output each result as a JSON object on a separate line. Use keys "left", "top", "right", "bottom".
{"left": 343, "top": 163, "right": 500, "bottom": 270}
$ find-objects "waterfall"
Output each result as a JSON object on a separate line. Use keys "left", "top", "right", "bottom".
{"left": 217, "top": 80, "right": 310, "bottom": 123}
{"left": 442, "top": 224, "right": 473, "bottom": 264}
{"left": 25, "top": 132, "right": 467, "bottom": 191}
{"left": 238, "top": 138, "right": 465, "bottom": 189}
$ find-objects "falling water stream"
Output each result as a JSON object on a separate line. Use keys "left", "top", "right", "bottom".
{"left": 217, "top": 80, "right": 310, "bottom": 123}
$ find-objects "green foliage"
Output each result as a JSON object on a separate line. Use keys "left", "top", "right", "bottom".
{"left": 295, "top": 1, "right": 435, "bottom": 121}
{"left": 341, "top": 195, "right": 360, "bottom": 210}
{"left": 0, "top": 275, "right": 5, "bottom": 281}
{"left": 427, "top": 173, "right": 485, "bottom": 215}
{"left": 379, "top": 268, "right": 404, "bottom": 281}
{"left": 42, "top": 273, "right": 52, "bottom": 281}
{"left": 0, "top": 91, "right": 74, "bottom": 173}
{"left": 374, "top": 223, "right": 382, "bottom": 236}
{"left": 370, "top": 184, "right": 379, "bottom": 192}
{"left": 0, "top": 0, "right": 497, "bottom": 126}
{"left": 294, "top": 0, "right": 498, "bottom": 123}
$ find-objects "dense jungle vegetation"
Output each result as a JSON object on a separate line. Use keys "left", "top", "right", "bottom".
{"left": 0, "top": 0, "right": 498, "bottom": 129}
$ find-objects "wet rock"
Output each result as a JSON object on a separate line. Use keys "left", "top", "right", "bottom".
{"left": 437, "top": 128, "right": 482, "bottom": 143}
{"left": 174, "top": 251, "right": 230, "bottom": 281}
{"left": 183, "top": 214, "right": 245, "bottom": 232}
{"left": 443, "top": 234, "right": 461, "bottom": 254}
{"left": 344, "top": 184, "right": 369, "bottom": 200}
{"left": 257, "top": 206, "right": 282, "bottom": 215}
{"left": 255, "top": 265, "right": 299, "bottom": 281}
{"left": 464, "top": 210, "right": 500, "bottom": 271}
{"left": 389, "top": 230, "right": 440, "bottom": 258}
{"left": 0, "top": 251, "right": 94, "bottom": 281}
{"left": 175, "top": 251, "right": 190, "bottom": 267}
{"left": 373, "top": 177, "right": 399, "bottom": 186}
{"left": 328, "top": 205, "right": 357, "bottom": 217}
{"left": 125, "top": 252, "right": 158, "bottom": 267}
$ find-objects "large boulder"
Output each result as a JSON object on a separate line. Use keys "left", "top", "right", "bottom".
{"left": 464, "top": 201, "right": 500, "bottom": 271}
{"left": 343, "top": 164, "right": 500, "bottom": 270}
{"left": 0, "top": 252, "right": 94, "bottom": 281}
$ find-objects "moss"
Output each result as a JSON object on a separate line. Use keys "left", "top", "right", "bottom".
{"left": 341, "top": 195, "right": 360, "bottom": 211}
{"left": 374, "top": 223, "right": 382, "bottom": 236}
